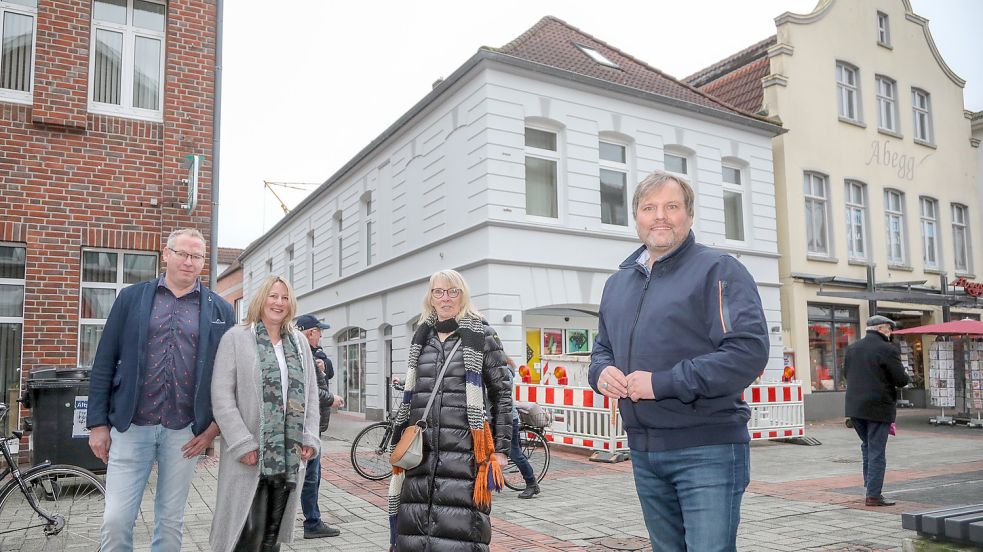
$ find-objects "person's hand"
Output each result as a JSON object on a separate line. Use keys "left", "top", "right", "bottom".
{"left": 181, "top": 421, "right": 220, "bottom": 458}
{"left": 301, "top": 446, "right": 316, "bottom": 461}
{"left": 493, "top": 452, "right": 507, "bottom": 467}
{"left": 88, "top": 426, "right": 111, "bottom": 463}
{"left": 597, "top": 366, "right": 628, "bottom": 398}
{"left": 333, "top": 394, "right": 344, "bottom": 408}
{"left": 625, "top": 371, "right": 656, "bottom": 402}
{"left": 315, "top": 358, "right": 326, "bottom": 373}
{"left": 239, "top": 450, "right": 258, "bottom": 465}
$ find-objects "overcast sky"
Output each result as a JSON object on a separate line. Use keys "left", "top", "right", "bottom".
{"left": 217, "top": 0, "right": 983, "bottom": 249}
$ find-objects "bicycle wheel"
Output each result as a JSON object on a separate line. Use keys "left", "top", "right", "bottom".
{"left": 504, "top": 428, "right": 550, "bottom": 491}
{"left": 351, "top": 422, "right": 394, "bottom": 480}
{"left": 0, "top": 464, "right": 106, "bottom": 551}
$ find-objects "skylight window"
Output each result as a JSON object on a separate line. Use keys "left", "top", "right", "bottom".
{"left": 575, "top": 43, "right": 620, "bottom": 69}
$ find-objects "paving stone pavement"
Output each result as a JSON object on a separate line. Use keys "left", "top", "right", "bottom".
{"left": 122, "top": 409, "right": 981, "bottom": 551}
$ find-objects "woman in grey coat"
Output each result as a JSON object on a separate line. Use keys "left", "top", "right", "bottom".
{"left": 210, "top": 275, "right": 321, "bottom": 552}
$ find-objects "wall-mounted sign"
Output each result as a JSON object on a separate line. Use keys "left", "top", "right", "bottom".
{"left": 954, "top": 277, "right": 983, "bottom": 297}
{"left": 864, "top": 140, "right": 931, "bottom": 181}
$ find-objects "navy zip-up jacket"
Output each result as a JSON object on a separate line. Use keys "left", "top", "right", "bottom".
{"left": 588, "top": 232, "right": 769, "bottom": 452}
{"left": 86, "top": 277, "right": 235, "bottom": 436}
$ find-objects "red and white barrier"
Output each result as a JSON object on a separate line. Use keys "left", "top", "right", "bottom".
{"left": 514, "top": 381, "right": 806, "bottom": 453}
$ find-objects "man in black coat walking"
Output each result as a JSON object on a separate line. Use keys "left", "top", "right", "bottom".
{"left": 843, "top": 315, "right": 910, "bottom": 507}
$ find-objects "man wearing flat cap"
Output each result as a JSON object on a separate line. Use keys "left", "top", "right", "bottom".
{"left": 294, "top": 314, "right": 344, "bottom": 538}
{"left": 843, "top": 314, "right": 910, "bottom": 507}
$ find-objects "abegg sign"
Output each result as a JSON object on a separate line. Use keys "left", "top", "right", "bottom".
{"left": 954, "top": 277, "right": 983, "bottom": 298}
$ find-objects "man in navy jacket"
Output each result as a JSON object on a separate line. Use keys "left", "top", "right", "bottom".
{"left": 87, "top": 229, "right": 234, "bottom": 552}
{"left": 589, "top": 171, "right": 769, "bottom": 552}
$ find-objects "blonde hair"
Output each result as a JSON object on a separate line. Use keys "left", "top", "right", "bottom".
{"left": 632, "top": 170, "right": 695, "bottom": 218}
{"left": 418, "top": 269, "right": 484, "bottom": 323}
{"left": 244, "top": 275, "right": 298, "bottom": 331}
{"left": 166, "top": 228, "right": 206, "bottom": 249}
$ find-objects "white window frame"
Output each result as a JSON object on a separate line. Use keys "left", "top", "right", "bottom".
{"left": 844, "top": 180, "right": 868, "bottom": 261}
{"left": 836, "top": 62, "right": 862, "bottom": 123}
{"left": 0, "top": 0, "right": 37, "bottom": 104}
{"left": 884, "top": 189, "right": 907, "bottom": 266}
{"left": 0, "top": 243, "right": 26, "bottom": 434}
{"left": 334, "top": 210, "right": 343, "bottom": 277}
{"left": 285, "top": 245, "right": 295, "bottom": 287}
{"left": 920, "top": 197, "right": 941, "bottom": 269}
{"left": 912, "top": 88, "right": 934, "bottom": 144}
{"left": 88, "top": 0, "right": 167, "bottom": 122}
{"left": 362, "top": 192, "right": 374, "bottom": 266}
{"left": 804, "top": 172, "right": 831, "bottom": 256}
{"left": 78, "top": 248, "right": 158, "bottom": 367}
{"left": 721, "top": 160, "right": 748, "bottom": 243}
{"left": 524, "top": 124, "right": 562, "bottom": 221}
{"left": 663, "top": 150, "right": 689, "bottom": 177}
{"left": 875, "top": 75, "right": 899, "bottom": 134}
{"left": 952, "top": 203, "right": 972, "bottom": 274}
{"left": 598, "top": 138, "right": 630, "bottom": 227}
{"left": 308, "top": 230, "right": 316, "bottom": 289}
{"left": 876, "top": 11, "right": 891, "bottom": 46}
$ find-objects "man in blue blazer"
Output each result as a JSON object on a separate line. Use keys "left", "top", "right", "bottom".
{"left": 87, "top": 228, "right": 235, "bottom": 552}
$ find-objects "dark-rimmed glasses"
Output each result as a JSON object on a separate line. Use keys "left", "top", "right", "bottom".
{"left": 431, "top": 288, "right": 462, "bottom": 299}
{"left": 167, "top": 247, "right": 206, "bottom": 263}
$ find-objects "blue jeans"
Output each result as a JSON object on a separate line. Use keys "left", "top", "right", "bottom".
{"left": 101, "top": 425, "right": 198, "bottom": 552}
{"left": 851, "top": 418, "right": 891, "bottom": 498}
{"left": 631, "top": 443, "right": 750, "bottom": 552}
{"left": 301, "top": 454, "right": 322, "bottom": 530}
{"left": 510, "top": 417, "right": 536, "bottom": 485}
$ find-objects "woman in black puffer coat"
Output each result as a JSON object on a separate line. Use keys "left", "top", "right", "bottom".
{"left": 387, "top": 269, "right": 513, "bottom": 552}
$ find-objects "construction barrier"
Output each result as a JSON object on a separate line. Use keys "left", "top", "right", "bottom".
{"left": 514, "top": 381, "right": 805, "bottom": 453}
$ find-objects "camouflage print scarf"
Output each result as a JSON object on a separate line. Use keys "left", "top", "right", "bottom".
{"left": 254, "top": 321, "right": 306, "bottom": 484}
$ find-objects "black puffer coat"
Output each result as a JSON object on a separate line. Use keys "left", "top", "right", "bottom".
{"left": 394, "top": 323, "right": 512, "bottom": 551}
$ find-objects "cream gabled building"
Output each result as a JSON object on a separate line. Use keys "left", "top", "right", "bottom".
{"left": 688, "top": 0, "right": 982, "bottom": 418}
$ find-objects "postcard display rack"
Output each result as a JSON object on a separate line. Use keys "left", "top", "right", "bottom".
{"left": 928, "top": 339, "right": 956, "bottom": 425}
{"left": 967, "top": 339, "right": 983, "bottom": 428}
{"left": 897, "top": 341, "right": 915, "bottom": 408}
{"left": 928, "top": 338, "right": 983, "bottom": 427}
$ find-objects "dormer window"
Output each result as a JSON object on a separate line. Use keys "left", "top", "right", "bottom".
{"left": 574, "top": 43, "right": 619, "bottom": 69}
{"left": 876, "top": 11, "right": 890, "bottom": 46}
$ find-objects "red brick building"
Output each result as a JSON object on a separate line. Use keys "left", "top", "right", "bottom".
{"left": 0, "top": 0, "right": 219, "bottom": 435}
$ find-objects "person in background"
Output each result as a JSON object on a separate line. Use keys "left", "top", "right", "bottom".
{"left": 294, "top": 314, "right": 344, "bottom": 539}
{"left": 506, "top": 357, "right": 541, "bottom": 499}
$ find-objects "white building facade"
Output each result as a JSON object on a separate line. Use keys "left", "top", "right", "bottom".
{"left": 239, "top": 17, "right": 785, "bottom": 419}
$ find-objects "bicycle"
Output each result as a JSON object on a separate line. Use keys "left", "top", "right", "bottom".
{"left": 503, "top": 407, "right": 551, "bottom": 491}
{"left": 0, "top": 402, "right": 107, "bottom": 551}
{"left": 350, "top": 380, "right": 404, "bottom": 480}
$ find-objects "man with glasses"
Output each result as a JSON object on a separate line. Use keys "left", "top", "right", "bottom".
{"left": 87, "top": 228, "right": 235, "bottom": 552}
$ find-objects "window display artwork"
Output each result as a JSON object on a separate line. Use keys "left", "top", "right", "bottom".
{"left": 565, "top": 329, "right": 590, "bottom": 353}
{"left": 542, "top": 329, "right": 563, "bottom": 355}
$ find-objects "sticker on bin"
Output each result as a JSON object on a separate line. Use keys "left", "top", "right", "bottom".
{"left": 73, "top": 396, "right": 89, "bottom": 438}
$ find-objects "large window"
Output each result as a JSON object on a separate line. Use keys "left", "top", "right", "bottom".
{"left": 875, "top": 76, "right": 898, "bottom": 133}
{"left": 0, "top": 0, "right": 36, "bottom": 103}
{"left": 952, "top": 204, "right": 972, "bottom": 274}
{"left": 89, "top": 0, "right": 166, "bottom": 120}
{"left": 844, "top": 180, "right": 868, "bottom": 261}
{"left": 912, "top": 88, "right": 933, "bottom": 144}
{"left": 79, "top": 249, "right": 157, "bottom": 367}
{"left": 337, "top": 327, "right": 366, "bottom": 413}
{"left": 804, "top": 172, "right": 830, "bottom": 256}
{"left": 664, "top": 152, "right": 688, "bottom": 176}
{"left": 876, "top": 11, "right": 890, "bottom": 46}
{"left": 836, "top": 62, "right": 861, "bottom": 123}
{"left": 0, "top": 244, "right": 25, "bottom": 435}
{"left": 884, "top": 189, "right": 907, "bottom": 266}
{"left": 363, "top": 192, "right": 374, "bottom": 266}
{"left": 807, "top": 304, "right": 860, "bottom": 392}
{"left": 524, "top": 127, "right": 559, "bottom": 218}
{"left": 919, "top": 197, "right": 940, "bottom": 269}
{"left": 599, "top": 140, "right": 628, "bottom": 226}
{"left": 722, "top": 163, "right": 745, "bottom": 241}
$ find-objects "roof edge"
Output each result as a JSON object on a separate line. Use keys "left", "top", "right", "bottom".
{"left": 901, "top": 1, "right": 965, "bottom": 88}
{"left": 774, "top": 0, "right": 834, "bottom": 26}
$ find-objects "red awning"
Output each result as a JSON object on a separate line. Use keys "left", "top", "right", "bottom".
{"left": 893, "top": 318, "right": 983, "bottom": 336}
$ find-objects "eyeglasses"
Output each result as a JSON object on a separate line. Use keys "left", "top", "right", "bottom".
{"left": 431, "top": 288, "right": 462, "bottom": 299}
{"left": 168, "top": 247, "right": 206, "bottom": 263}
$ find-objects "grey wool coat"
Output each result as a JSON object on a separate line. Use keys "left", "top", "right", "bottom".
{"left": 209, "top": 324, "right": 321, "bottom": 552}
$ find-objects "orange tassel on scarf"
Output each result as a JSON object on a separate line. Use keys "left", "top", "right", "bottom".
{"left": 472, "top": 420, "right": 503, "bottom": 508}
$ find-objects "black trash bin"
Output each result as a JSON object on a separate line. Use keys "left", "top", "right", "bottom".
{"left": 26, "top": 366, "right": 105, "bottom": 472}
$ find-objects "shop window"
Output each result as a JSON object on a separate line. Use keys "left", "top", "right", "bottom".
{"left": 807, "top": 303, "right": 860, "bottom": 392}
{"left": 0, "top": 244, "right": 25, "bottom": 435}
{"left": 79, "top": 249, "right": 158, "bottom": 367}
{"left": 337, "top": 327, "right": 367, "bottom": 413}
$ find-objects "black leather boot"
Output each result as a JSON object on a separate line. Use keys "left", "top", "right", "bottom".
{"left": 260, "top": 476, "right": 291, "bottom": 551}
{"left": 233, "top": 480, "right": 269, "bottom": 552}
{"left": 518, "top": 482, "right": 540, "bottom": 499}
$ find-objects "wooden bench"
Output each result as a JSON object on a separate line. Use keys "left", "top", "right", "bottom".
{"left": 902, "top": 505, "right": 983, "bottom": 546}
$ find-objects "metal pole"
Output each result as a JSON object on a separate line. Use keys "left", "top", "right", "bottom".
{"left": 941, "top": 273, "right": 951, "bottom": 322}
{"left": 867, "top": 264, "right": 877, "bottom": 317}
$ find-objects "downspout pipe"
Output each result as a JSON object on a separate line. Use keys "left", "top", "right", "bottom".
{"left": 209, "top": 0, "right": 224, "bottom": 288}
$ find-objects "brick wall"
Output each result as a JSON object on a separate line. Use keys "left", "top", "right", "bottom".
{"left": 0, "top": 0, "right": 217, "bottom": 415}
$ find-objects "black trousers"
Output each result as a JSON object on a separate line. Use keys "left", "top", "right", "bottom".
{"left": 234, "top": 475, "right": 291, "bottom": 552}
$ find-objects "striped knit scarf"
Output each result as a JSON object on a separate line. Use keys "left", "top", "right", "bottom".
{"left": 386, "top": 312, "right": 503, "bottom": 545}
